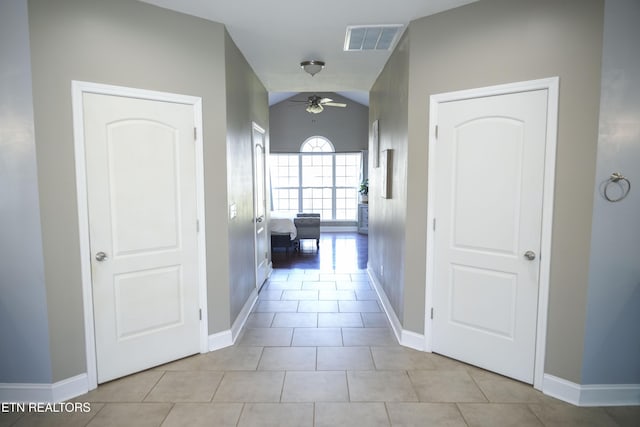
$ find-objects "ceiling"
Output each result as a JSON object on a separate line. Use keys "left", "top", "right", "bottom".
{"left": 140, "top": 0, "right": 477, "bottom": 105}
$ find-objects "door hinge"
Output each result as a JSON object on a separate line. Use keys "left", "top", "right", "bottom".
{"left": 430, "top": 307, "right": 434, "bottom": 319}
{"left": 196, "top": 219, "right": 200, "bottom": 232}
{"left": 435, "top": 125, "right": 438, "bottom": 139}
{"left": 433, "top": 218, "right": 436, "bottom": 231}
{"left": 194, "top": 127, "right": 197, "bottom": 140}
{"left": 199, "top": 308, "right": 202, "bottom": 320}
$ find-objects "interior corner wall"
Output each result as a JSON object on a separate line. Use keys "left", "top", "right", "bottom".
{"left": 270, "top": 93, "right": 368, "bottom": 153}
{"left": 368, "top": 32, "right": 410, "bottom": 324}
{"left": 27, "top": 0, "right": 229, "bottom": 382}
{"left": 0, "top": 0, "right": 52, "bottom": 384}
{"left": 224, "top": 30, "right": 269, "bottom": 323}
{"left": 370, "top": 0, "right": 604, "bottom": 384}
{"left": 583, "top": 0, "right": 640, "bottom": 385}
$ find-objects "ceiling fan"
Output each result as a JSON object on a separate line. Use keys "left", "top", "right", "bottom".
{"left": 291, "top": 95, "right": 347, "bottom": 114}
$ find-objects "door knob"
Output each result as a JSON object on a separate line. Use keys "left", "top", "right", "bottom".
{"left": 95, "top": 251, "right": 108, "bottom": 262}
{"left": 256, "top": 216, "right": 264, "bottom": 223}
{"left": 523, "top": 250, "right": 536, "bottom": 261}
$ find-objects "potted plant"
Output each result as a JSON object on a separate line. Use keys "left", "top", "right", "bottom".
{"left": 359, "top": 179, "right": 369, "bottom": 203}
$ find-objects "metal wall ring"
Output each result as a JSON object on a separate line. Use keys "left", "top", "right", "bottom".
{"left": 604, "top": 172, "right": 631, "bottom": 202}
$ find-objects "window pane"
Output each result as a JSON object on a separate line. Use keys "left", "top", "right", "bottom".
{"left": 270, "top": 154, "right": 300, "bottom": 213}
{"left": 301, "top": 136, "right": 334, "bottom": 152}
{"left": 302, "top": 154, "right": 333, "bottom": 187}
{"left": 271, "top": 148, "right": 361, "bottom": 221}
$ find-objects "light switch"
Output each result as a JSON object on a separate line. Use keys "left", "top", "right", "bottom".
{"left": 229, "top": 203, "right": 237, "bottom": 219}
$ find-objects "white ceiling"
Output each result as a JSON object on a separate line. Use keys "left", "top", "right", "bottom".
{"left": 140, "top": 0, "right": 477, "bottom": 104}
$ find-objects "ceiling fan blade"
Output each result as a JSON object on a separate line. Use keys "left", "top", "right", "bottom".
{"left": 318, "top": 97, "right": 333, "bottom": 104}
{"left": 323, "top": 102, "right": 347, "bottom": 108}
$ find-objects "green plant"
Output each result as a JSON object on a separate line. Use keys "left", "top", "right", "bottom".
{"left": 359, "top": 179, "right": 369, "bottom": 195}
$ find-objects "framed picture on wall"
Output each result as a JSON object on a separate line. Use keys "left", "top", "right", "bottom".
{"left": 381, "top": 149, "right": 392, "bottom": 199}
{"left": 372, "top": 119, "right": 379, "bottom": 168}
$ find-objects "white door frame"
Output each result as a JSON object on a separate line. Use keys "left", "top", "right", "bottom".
{"left": 424, "top": 77, "right": 559, "bottom": 390}
{"left": 251, "top": 121, "right": 271, "bottom": 288}
{"left": 71, "top": 81, "right": 209, "bottom": 390}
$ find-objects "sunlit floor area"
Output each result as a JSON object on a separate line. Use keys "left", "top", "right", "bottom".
{"left": 271, "top": 232, "right": 368, "bottom": 270}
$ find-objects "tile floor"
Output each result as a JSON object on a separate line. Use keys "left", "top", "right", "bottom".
{"left": 3, "top": 268, "right": 639, "bottom": 426}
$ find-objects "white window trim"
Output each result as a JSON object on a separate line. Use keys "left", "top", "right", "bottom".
{"left": 300, "top": 135, "right": 335, "bottom": 152}
{"left": 271, "top": 151, "right": 361, "bottom": 221}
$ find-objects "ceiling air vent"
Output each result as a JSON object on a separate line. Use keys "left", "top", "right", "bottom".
{"left": 344, "top": 25, "right": 404, "bottom": 51}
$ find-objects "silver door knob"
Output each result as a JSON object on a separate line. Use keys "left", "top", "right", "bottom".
{"left": 95, "top": 252, "right": 108, "bottom": 262}
{"left": 523, "top": 250, "right": 536, "bottom": 261}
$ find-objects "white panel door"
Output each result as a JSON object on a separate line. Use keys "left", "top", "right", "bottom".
{"left": 84, "top": 93, "right": 200, "bottom": 383}
{"left": 432, "top": 89, "right": 548, "bottom": 383}
{"left": 253, "top": 124, "right": 269, "bottom": 288}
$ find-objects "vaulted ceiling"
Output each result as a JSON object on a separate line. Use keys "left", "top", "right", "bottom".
{"left": 140, "top": 0, "right": 477, "bottom": 104}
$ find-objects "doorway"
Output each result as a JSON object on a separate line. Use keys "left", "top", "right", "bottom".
{"left": 425, "top": 78, "right": 559, "bottom": 389}
{"left": 253, "top": 123, "right": 270, "bottom": 288}
{"left": 72, "top": 82, "right": 208, "bottom": 389}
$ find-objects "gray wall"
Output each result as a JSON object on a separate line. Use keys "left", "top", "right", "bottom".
{"left": 0, "top": 0, "right": 52, "bottom": 383}
{"left": 224, "top": 30, "right": 269, "bottom": 322}
{"left": 369, "top": 0, "right": 604, "bottom": 384}
{"left": 270, "top": 93, "right": 368, "bottom": 153}
{"left": 369, "top": 33, "right": 410, "bottom": 323}
{"left": 28, "top": 0, "right": 232, "bottom": 382}
{"left": 583, "top": 0, "right": 640, "bottom": 385}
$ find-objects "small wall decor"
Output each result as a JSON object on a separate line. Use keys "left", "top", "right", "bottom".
{"left": 381, "top": 149, "right": 392, "bottom": 199}
{"left": 372, "top": 119, "right": 379, "bottom": 168}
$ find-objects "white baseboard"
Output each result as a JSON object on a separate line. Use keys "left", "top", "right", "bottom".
{"left": 266, "top": 262, "right": 273, "bottom": 281}
{"left": 367, "top": 267, "right": 426, "bottom": 351}
{"left": 320, "top": 225, "right": 357, "bottom": 232}
{"left": 208, "top": 288, "right": 258, "bottom": 352}
{"left": 52, "top": 374, "right": 89, "bottom": 402}
{"left": 367, "top": 267, "right": 402, "bottom": 342}
{"left": 231, "top": 288, "right": 259, "bottom": 342}
{"left": 401, "top": 330, "right": 426, "bottom": 351}
{"left": 207, "top": 329, "right": 233, "bottom": 351}
{"left": 543, "top": 374, "right": 640, "bottom": 406}
{"left": 0, "top": 374, "right": 88, "bottom": 403}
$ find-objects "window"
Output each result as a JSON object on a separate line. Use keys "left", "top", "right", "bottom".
{"left": 271, "top": 137, "right": 361, "bottom": 221}
{"left": 301, "top": 136, "right": 334, "bottom": 152}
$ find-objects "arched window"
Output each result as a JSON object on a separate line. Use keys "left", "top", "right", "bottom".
{"left": 300, "top": 136, "right": 334, "bottom": 153}
{"left": 271, "top": 136, "right": 361, "bottom": 221}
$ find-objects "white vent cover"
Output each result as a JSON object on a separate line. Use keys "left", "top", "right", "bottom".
{"left": 344, "top": 25, "right": 404, "bottom": 51}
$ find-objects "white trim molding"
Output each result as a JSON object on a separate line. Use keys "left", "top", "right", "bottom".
{"left": 320, "top": 225, "right": 358, "bottom": 233}
{"left": 231, "top": 289, "right": 259, "bottom": 342}
{"left": 208, "top": 288, "right": 258, "bottom": 352}
{"left": 543, "top": 374, "right": 640, "bottom": 407}
{"left": 401, "top": 330, "right": 426, "bottom": 352}
{"left": 367, "top": 266, "right": 426, "bottom": 351}
{"left": 0, "top": 374, "right": 88, "bottom": 403}
{"left": 425, "top": 77, "right": 560, "bottom": 391}
{"left": 71, "top": 81, "right": 208, "bottom": 392}
{"left": 207, "top": 330, "right": 233, "bottom": 352}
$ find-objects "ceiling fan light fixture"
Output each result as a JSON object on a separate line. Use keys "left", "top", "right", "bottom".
{"left": 300, "top": 60, "right": 325, "bottom": 77}
{"left": 306, "top": 103, "right": 324, "bottom": 114}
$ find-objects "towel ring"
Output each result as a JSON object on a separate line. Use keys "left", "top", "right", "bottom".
{"left": 604, "top": 172, "right": 631, "bottom": 202}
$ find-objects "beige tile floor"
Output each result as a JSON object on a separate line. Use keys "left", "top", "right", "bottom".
{"left": 3, "top": 268, "right": 639, "bottom": 426}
